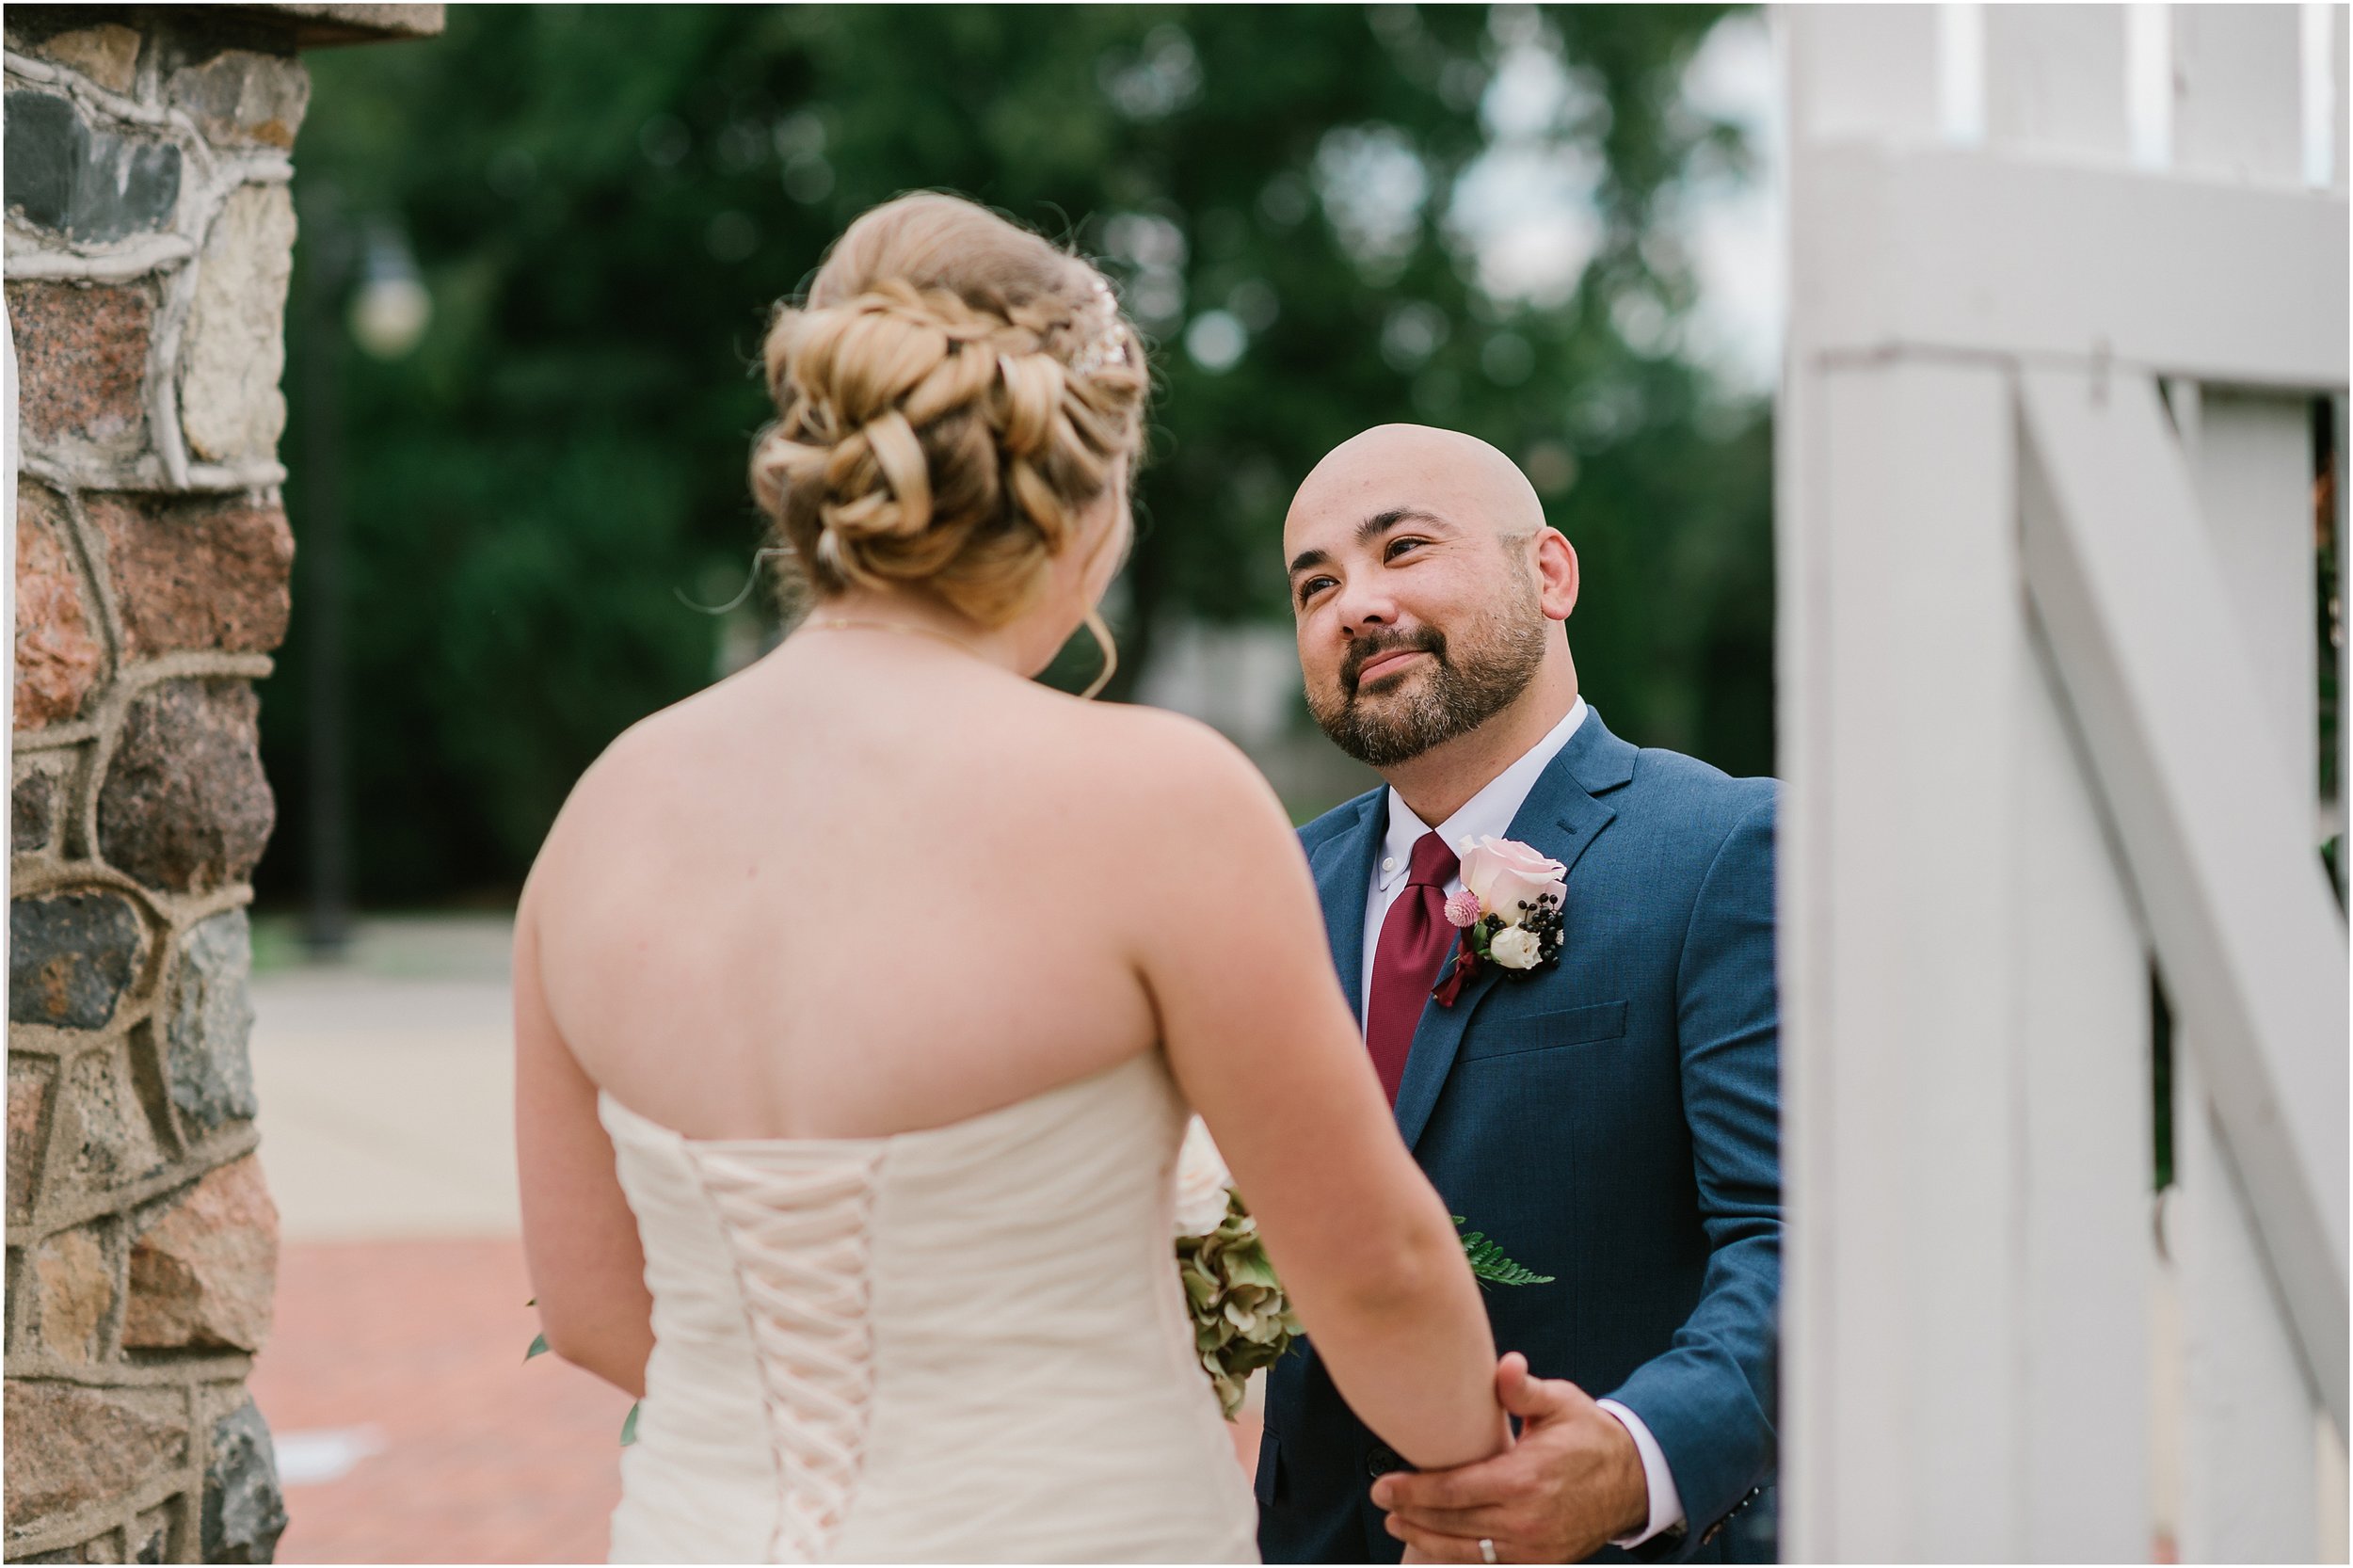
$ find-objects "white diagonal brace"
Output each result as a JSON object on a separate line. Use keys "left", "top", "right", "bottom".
{"left": 2018, "top": 364, "right": 2350, "bottom": 1434}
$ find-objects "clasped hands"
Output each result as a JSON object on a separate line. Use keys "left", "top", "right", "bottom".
{"left": 1372, "top": 1352, "right": 1650, "bottom": 1565}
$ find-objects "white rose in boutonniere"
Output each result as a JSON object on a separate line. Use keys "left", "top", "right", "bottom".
{"left": 1488, "top": 924, "right": 1544, "bottom": 970}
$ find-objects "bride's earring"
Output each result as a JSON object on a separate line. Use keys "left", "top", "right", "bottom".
{"left": 1077, "top": 606, "right": 1118, "bottom": 701}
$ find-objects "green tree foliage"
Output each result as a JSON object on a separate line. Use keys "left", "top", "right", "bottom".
{"left": 260, "top": 3, "right": 1772, "bottom": 905}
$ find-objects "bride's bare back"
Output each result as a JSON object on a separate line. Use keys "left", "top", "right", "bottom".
{"left": 527, "top": 631, "right": 1176, "bottom": 1142}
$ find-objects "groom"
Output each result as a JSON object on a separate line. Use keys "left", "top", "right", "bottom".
{"left": 1257, "top": 425, "right": 1779, "bottom": 1564}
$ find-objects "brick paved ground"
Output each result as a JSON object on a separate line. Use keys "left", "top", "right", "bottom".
{"left": 250, "top": 1238, "right": 632, "bottom": 1564}
{"left": 252, "top": 1234, "right": 1266, "bottom": 1563}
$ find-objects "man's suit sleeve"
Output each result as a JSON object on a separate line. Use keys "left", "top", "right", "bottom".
{"left": 1604, "top": 788, "right": 1780, "bottom": 1559}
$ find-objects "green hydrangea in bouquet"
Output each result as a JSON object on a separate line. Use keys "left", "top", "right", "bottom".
{"left": 1177, "top": 1185, "right": 1304, "bottom": 1418}
{"left": 1172, "top": 1119, "right": 1554, "bottom": 1421}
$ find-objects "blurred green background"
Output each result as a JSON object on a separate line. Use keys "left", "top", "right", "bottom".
{"left": 257, "top": 2, "right": 1777, "bottom": 911}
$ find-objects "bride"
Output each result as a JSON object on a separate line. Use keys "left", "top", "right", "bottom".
{"left": 514, "top": 191, "right": 1506, "bottom": 1562}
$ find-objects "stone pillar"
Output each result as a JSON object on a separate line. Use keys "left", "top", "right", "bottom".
{"left": 5, "top": 7, "right": 440, "bottom": 1561}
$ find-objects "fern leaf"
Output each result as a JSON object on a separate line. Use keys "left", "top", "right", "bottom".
{"left": 1454, "top": 1216, "right": 1556, "bottom": 1288}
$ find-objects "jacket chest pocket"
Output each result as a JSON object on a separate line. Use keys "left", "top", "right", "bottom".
{"left": 1457, "top": 1000, "right": 1627, "bottom": 1061}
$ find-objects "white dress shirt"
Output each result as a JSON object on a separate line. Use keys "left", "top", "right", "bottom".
{"left": 1354, "top": 696, "right": 1686, "bottom": 1547}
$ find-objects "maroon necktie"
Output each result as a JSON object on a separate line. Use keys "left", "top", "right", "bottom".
{"left": 1366, "top": 832, "right": 1461, "bottom": 1106}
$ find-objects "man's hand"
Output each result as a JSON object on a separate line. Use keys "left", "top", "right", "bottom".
{"left": 1371, "top": 1352, "right": 1650, "bottom": 1563}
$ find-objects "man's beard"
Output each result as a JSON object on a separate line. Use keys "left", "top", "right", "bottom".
{"left": 1305, "top": 595, "right": 1548, "bottom": 769}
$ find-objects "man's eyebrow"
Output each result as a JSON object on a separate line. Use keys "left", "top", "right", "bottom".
{"left": 1289, "top": 507, "right": 1451, "bottom": 581}
{"left": 1357, "top": 506, "right": 1449, "bottom": 545}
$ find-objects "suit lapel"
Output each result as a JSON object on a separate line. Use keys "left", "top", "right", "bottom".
{"left": 1309, "top": 792, "right": 1385, "bottom": 1030}
{"left": 1391, "top": 710, "right": 1640, "bottom": 1152}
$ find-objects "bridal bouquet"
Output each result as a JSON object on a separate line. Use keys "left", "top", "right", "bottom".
{"left": 1175, "top": 1118, "right": 1299, "bottom": 1418}
{"left": 1172, "top": 1119, "right": 1554, "bottom": 1420}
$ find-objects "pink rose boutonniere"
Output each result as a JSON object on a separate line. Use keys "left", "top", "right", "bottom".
{"left": 1433, "top": 835, "right": 1568, "bottom": 1005}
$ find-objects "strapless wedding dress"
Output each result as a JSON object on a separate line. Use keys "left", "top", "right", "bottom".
{"left": 597, "top": 1050, "right": 1259, "bottom": 1562}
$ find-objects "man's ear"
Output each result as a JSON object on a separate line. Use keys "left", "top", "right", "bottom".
{"left": 1535, "top": 529, "right": 1579, "bottom": 622}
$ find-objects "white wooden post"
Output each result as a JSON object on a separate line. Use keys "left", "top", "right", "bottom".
{"left": 1781, "top": 3, "right": 2348, "bottom": 1560}
{"left": 1986, "top": 6, "right": 2127, "bottom": 157}
{"left": 2336, "top": 4, "right": 2349, "bottom": 194}
{"left": 2173, "top": 6, "right": 2305, "bottom": 183}
{"left": 1778, "top": 14, "right": 1934, "bottom": 1560}
{"left": 1798, "top": 356, "right": 2026, "bottom": 1560}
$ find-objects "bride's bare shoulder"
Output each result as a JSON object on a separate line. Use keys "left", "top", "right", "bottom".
{"left": 523, "top": 686, "right": 735, "bottom": 872}
{"left": 1055, "top": 698, "right": 1292, "bottom": 840}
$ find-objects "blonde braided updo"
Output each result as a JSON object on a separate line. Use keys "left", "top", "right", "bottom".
{"left": 749, "top": 193, "right": 1149, "bottom": 627}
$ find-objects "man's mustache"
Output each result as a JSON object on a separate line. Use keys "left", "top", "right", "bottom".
{"left": 1342, "top": 628, "right": 1446, "bottom": 695}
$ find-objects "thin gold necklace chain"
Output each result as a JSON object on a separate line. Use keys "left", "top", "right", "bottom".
{"left": 800, "top": 617, "right": 990, "bottom": 660}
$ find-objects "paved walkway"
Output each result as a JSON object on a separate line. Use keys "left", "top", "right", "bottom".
{"left": 249, "top": 1238, "right": 632, "bottom": 1563}
{"left": 245, "top": 915, "right": 1260, "bottom": 1563}
{"left": 249, "top": 916, "right": 521, "bottom": 1241}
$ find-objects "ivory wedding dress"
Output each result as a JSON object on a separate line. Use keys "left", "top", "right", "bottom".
{"left": 596, "top": 1049, "right": 1260, "bottom": 1563}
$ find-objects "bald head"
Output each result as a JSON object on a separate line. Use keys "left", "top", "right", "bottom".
{"left": 1285, "top": 424, "right": 1547, "bottom": 559}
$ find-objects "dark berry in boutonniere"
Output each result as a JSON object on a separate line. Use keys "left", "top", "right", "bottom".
{"left": 1432, "top": 835, "right": 1567, "bottom": 1006}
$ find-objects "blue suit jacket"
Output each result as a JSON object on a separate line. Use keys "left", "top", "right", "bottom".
{"left": 1256, "top": 710, "right": 1781, "bottom": 1563}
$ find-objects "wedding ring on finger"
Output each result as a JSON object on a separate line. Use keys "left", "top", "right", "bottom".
{"left": 1479, "top": 1539, "right": 1498, "bottom": 1564}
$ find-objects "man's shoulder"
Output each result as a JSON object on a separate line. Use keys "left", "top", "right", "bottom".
{"left": 1621, "top": 744, "right": 1778, "bottom": 840}
{"left": 1296, "top": 785, "right": 1385, "bottom": 856}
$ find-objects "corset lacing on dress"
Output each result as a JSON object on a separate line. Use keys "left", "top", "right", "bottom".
{"left": 688, "top": 1143, "right": 885, "bottom": 1562}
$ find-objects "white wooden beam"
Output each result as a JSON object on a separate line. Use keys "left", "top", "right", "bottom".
{"left": 1793, "top": 144, "right": 2348, "bottom": 389}
{"left": 2018, "top": 364, "right": 2349, "bottom": 1434}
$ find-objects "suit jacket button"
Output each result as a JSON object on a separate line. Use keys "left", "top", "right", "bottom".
{"left": 1702, "top": 1522, "right": 1723, "bottom": 1546}
{"left": 1366, "top": 1446, "right": 1403, "bottom": 1479}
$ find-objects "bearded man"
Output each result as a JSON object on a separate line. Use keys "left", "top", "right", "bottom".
{"left": 1255, "top": 425, "right": 1781, "bottom": 1564}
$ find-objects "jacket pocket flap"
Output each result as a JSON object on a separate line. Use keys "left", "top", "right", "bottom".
{"left": 1460, "top": 1000, "right": 1628, "bottom": 1059}
{"left": 1253, "top": 1431, "right": 1281, "bottom": 1507}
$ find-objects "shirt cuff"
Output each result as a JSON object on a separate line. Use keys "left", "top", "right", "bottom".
{"left": 1595, "top": 1398, "right": 1686, "bottom": 1548}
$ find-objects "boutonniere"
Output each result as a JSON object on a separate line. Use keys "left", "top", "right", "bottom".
{"left": 1433, "top": 835, "right": 1567, "bottom": 1005}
